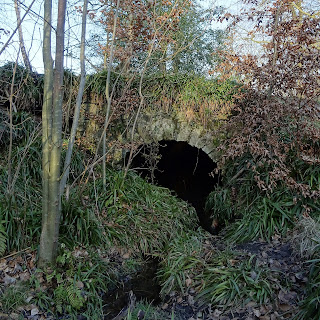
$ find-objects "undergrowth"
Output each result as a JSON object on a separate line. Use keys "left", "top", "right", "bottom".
{"left": 158, "top": 230, "right": 209, "bottom": 296}
{"left": 1, "top": 104, "right": 319, "bottom": 318}
{"left": 206, "top": 154, "right": 320, "bottom": 243}
{"left": 196, "top": 254, "right": 272, "bottom": 307}
{"left": 83, "top": 168, "right": 198, "bottom": 256}
{"left": 293, "top": 216, "right": 320, "bottom": 319}
{"left": 29, "top": 246, "right": 113, "bottom": 319}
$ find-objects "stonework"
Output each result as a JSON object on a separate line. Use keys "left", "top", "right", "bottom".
{"left": 126, "top": 110, "right": 220, "bottom": 162}
{"left": 78, "top": 104, "right": 222, "bottom": 164}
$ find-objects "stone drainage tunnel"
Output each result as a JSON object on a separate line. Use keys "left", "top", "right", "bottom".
{"left": 128, "top": 140, "right": 220, "bottom": 234}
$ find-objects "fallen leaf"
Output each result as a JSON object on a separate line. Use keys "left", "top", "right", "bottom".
{"left": 213, "top": 309, "right": 223, "bottom": 317}
{"left": 3, "top": 274, "right": 16, "bottom": 285}
{"left": 188, "top": 295, "right": 195, "bottom": 306}
{"left": 19, "top": 271, "right": 30, "bottom": 282}
{"left": 185, "top": 278, "right": 192, "bottom": 287}
{"left": 279, "top": 304, "right": 291, "bottom": 312}
{"left": 122, "top": 253, "right": 130, "bottom": 259}
{"left": 31, "top": 308, "right": 39, "bottom": 316}
{"left": 253, "top": 309, "right": 261, "bottom": 317}
{"left": 9, "top": 313, "right": 19, "bottom": 320}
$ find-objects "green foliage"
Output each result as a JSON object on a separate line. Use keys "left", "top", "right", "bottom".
{"left": 208, "top": 153, "right": 320, "bottom": 243}
{"left": 86, "top": 69, "right": 126, "bottom": 96}
{"left": 226, "top": 191, "right": 298, "bottom": 243}
{"left": 142, "top": 73, "right": 239, "bottom": 106}
{"left": 294, "top": 218, "right": 320, "bottom": 319}
{"left": 0, "top": 220, "right": 7, "bottom": 256}
{"left": 292, "top": 157, "right": 320, "bottom": 193}
{"left": 60, "top": 191, "right": 105, "bottom": 247}
{"left": 31, "top": 246, "right": 112, "bottom": 318}
{"left": 0, "top": 111, "right": 40, "bottom": 148}
{"left": 158, "top": 230, "right": 208, "bottom": 296}
{"left": 0, "top": 62, "right": 43, "bottom": 112}
{"left": 87, "top": 168, "right": 198, "bottom": 255}
{"left": 0, "top": 138, "right": 42, "bottom": 252}
{"left": 0, "top": 284, "right": 28, "bottom": 313}
{"left": 169, "top": 4, "right": 226, "bottom": 74}
{"left": 296, "top": 256, "right": 320, "bottom": 319}
{"left": 205, "top": 187, "right": 234, "bottom": 226}
{"left": 125, "top": 300, "right": 169, "bottom": 320}
{"left": 197, "top": 254, "right": 272, "bottom": 306}
{"left": 61, "top": 143, "right": 87, "bottom": 183}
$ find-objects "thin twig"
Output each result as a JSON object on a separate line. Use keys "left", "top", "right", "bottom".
{"left": 2, "top": 247, "right": 31, "bottom": 260}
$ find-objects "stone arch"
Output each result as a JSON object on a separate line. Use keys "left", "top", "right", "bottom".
{"left": 129, "top": 110, "right": 219, "bottom": 162}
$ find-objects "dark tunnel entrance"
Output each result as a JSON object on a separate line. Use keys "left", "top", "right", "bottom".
{"left": 128, "top": 140, "right": 221, "bottom": 234}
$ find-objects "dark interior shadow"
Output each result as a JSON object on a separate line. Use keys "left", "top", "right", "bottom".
{"left": 127, "top": 140, "right": 221, "bottom": 234}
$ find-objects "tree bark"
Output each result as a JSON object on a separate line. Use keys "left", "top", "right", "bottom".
{"left": 39, "top": 0, "right": 66, "bottom": 267}
{"left": 39, "top": 0, "right": 54, "bottom": 267}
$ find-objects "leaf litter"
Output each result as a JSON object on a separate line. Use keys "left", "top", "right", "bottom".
{"left": 0, "top": 235, "right": 312, "bottom": 319}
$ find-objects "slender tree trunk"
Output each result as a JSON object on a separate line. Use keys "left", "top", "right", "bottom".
{"left": 7, "top": 55, "right": 19, "bottom": 194}
{"left": 39, "top": 0, "right": 66, "bottom": 267}
{"left": 102, "top": 0, "right": 120, "bottom": 189}
{"left": 268, "top": 4, "right": 282, "bottom": 98}
{"left": 14, "top": 0, "right": 32, "bottom": 72}
{"left": 124, "top": 36, "right": 157, "bottom": 178}
{"left": 50, "top": 0, "right": 66, "bottom": 250}
{"left": 60, "top": 0, "right": 88, "bottom": 196}
{"left": 0, "top": 0, "right": 36, "bottom": 56}
{"left": 39, "top": 0, "right": 54, "bottom": 267}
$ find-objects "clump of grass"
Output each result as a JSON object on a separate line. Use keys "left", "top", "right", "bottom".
{"left": 59, "top": 182, "right": 105, "bottom": 248}
{"left": 86, "top": 169, "right": 198, "bottom": 256}
{"left": 293, "top": 216, "right": 320, "bottom": 259}
{"left": 226, "top": 190, "right": 298, "bottom": 243}
{"left": 0, "top": 111, "right": 40, "bottom": 148}
{"left": 205, "top": 187, "right": 234, "bottom": 227}
{"left": 0, "top": 137, "right": 42, "bottom": 252}
{"left": 125, "top": 299, "right": 169, "bottom": 320}
{"left": 206, "top": 153, "right": 320, "bottom": 243}
{"left": 157, "top": 229, "right": 210, "bottom": 296}
{"left": 0, "top": 63, "right": 43, "bottom": 113}
{"left": 295, "top": 256, "right": 320, "bottom": 319}
{"left": 0, "top": 284, "right": 28, "bottom": 313}
{"left": 196, "top": 253, "right": 273, "bottom": 307}
{"left": 294, "top": 217, "right": 320, "bottom": 319}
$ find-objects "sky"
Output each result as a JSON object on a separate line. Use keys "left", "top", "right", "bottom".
{"left": 0, "top": 0, "right": 241, "bottom": 73}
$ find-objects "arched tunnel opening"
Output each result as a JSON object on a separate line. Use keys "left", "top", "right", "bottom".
{"left": 127, "top": 140, "right": 221, "bottom": 234}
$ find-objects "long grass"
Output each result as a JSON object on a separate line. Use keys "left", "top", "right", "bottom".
{"left": 157, "top": 229, "right": 209, "bottom": 296}
{"left": 85, "top": 168, "right": 199, "bottom": 256}
{"left": 196, "top": 254, "right": 272, "bottom": 307}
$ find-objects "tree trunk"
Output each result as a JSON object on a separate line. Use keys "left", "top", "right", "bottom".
{"left": 39, "top": 0, "right": 54, "bottom": 266}
{"left": 102, "top": 0, "right": 120, "bottom": 189}
{"left": 0, "top": 0, "right": 36, "bottom": 56}
{"left": 39, "top": 0, "right": 66, "bottom": 267}
{"left": 60, "top": 0, "right": 88, "bottom": 196}
{"left": 14, "top": 0, "right": 32, "bottom": 72}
